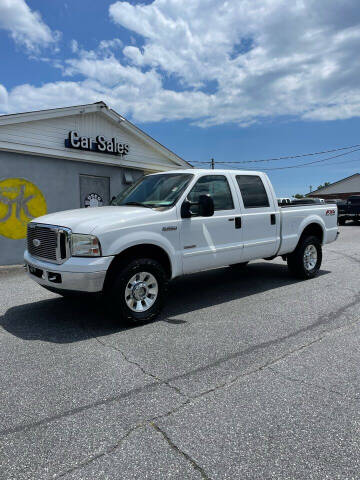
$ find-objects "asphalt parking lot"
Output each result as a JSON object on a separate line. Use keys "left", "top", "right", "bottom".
{"left": 1, "top": 224, "right": 360, "bottom": 480}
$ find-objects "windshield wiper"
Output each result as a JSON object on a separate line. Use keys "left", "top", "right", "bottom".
{"left": 124, "top": 202, "right": 154, "bottom": 208}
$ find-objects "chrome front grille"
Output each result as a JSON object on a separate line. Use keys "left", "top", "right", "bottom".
{"left": 27, "top": 223, "right": 71, "bottom": 264}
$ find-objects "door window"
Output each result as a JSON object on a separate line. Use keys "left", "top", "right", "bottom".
{"left": 236, "top": 175, "right": 270, "bottom": 208}
{"left": 187, "top": 175, "right": 234, "bottom": 214}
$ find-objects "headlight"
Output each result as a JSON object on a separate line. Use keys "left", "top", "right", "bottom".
{"left": 71, "top": 234, "right": 101, "bottom": 257}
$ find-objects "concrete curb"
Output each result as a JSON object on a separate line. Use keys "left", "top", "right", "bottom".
{"left": 0, "top": 264, "right": 24, "bottom": 272}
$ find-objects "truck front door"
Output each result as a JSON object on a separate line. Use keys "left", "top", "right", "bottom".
{"left": 179, "top": 174, "right": 244, "bottom": 274}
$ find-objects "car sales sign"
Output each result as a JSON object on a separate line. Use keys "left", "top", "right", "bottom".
{"left": 65, "top": 131, "right": 129, "bottom": 156}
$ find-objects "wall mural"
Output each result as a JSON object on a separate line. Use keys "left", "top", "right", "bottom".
{"left": 0, "top": 178, "right": 47, "bottom": 239}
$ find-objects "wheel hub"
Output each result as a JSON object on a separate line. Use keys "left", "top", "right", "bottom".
{"left": 125, "top": 271, "right": 159, "bottom": 312}
{"left": 303, "top": 244, "right": 317, "bottom": 271}
{"left": 132, "top": 282, "right": 148, "bottom": 301}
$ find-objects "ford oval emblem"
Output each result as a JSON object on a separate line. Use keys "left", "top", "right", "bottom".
{"left": 33, "top": 238, "right": 41, "bottom": 247}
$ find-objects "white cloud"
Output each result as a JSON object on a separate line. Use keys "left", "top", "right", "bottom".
{"left": 109, "top": 0, "right": 360, "bottom": 125}
{"left": 2, "top": 0, "right": 360, "bottom": 127}
{"left": 0, "top": 0, "right": 59, "bottom": 51}
{"left": 0, "top": 84, "right": 8, "bottom": 110}
{"left": 0, "top": 78, "right": 212, "bottom": 123}
{"left": 98, "top": 38, "right": 123, "bottom": 52}
{"left": 70, "top": 39, "right": 79, "bottom": 53}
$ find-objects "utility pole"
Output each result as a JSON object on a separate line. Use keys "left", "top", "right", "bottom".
{"left": 211, "top": 158, "right": 215, "bottom": 170}
{"left": 309, "top": 185, "right": 313, "bottom": 192}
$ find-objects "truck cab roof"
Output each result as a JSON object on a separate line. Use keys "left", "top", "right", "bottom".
{"left": 152, "top": 168, "right": 265, "bottom": 176}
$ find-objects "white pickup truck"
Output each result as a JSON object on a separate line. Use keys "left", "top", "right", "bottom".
{"left": 25, "top": 169, "right": 339, "bottom": 323}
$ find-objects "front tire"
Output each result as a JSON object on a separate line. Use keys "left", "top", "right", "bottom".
{"left": 106, "top": 258, "right": 168, "bottom": 324}
{"left": 287, "top": 236, "right": 322, "bottom": 279}
{"left": 338, "top": 217, "right": 346, "bottom": 226}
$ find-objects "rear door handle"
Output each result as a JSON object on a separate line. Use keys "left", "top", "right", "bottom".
{"left": 235, "top": 217, "right": 242, "bottom": 229}
{"left": 271, "top": 214, "right": 276, "bottom": 225}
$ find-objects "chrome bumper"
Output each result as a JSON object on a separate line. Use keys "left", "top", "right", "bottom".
{"left": 24, "top": 252, "right": 114, "bottom": 293}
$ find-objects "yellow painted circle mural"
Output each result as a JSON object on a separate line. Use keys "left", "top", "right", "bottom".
{"left": 0, "top": 178, "right": 47, "bottom": 240}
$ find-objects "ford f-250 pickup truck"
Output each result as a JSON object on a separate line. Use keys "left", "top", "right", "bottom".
{"left": 25, "top": 169, "right": 339, "bottom": 323}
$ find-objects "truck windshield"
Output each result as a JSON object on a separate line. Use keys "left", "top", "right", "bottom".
{"left": 112, "top": 173, "right": 193, "bottom": 209}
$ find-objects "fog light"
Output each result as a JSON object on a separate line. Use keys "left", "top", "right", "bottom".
{"left": 48, "top": 272, "right": 62, "bottom": 284}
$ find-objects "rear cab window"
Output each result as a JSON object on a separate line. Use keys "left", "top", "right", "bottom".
{"left": 235, "top": 175, "right": 270, "bottom": 209}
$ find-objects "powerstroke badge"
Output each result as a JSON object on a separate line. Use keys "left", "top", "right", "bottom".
{"left": 162, "top": 226, "right": 177, "bottom": 231}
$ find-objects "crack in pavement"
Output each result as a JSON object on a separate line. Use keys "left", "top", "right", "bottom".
{"left": 268, "top": 366, "right": 360, "bottom": 401}
{"left": 54, "top": 423, "right": 144, "bottom": 479}
{"left": 151, "top": 422, "right": 211, "bottom": 480}
{"left": 89, "top": 328, "right": 188, "bottom": 400}
{"left": 1, "top": 289, "right": 359, "bottom": 440}
{"left": 13, "top": 313, "right": 360, "bottom": 479}
{"left": 51, "top": 314, "right": 360, "bottom": 478}
{"left": 266, "top": 312, "right": 360, "bottom": 400}
{"left": 52, "top": 415, "right": 211, "bottom": 479}
{"left": 0, "top": 383, "right": 161, "bottom": 437}
{"left": 328, "top": 249, "right": 360, "bottom": 264}
{"left": 165, "top": 289, "right": 360, "bottom": 387}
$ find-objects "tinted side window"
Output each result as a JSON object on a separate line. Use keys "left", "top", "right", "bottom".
{"left": 236, "top": 175, "right": 270, "bottom": 208}
{"left": 187, "top": 175, "right": 234, "bottom": 213}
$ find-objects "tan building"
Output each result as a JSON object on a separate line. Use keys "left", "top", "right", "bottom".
{"left": 307, "top": 173, "right": 360, "bottom": 200}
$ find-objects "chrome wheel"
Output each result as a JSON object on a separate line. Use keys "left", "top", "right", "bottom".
{"left": 125, "top": 271, "right": 158, "bottom": 312}
{"left": 303, "top": 244, "right": 317, "bottom": 271}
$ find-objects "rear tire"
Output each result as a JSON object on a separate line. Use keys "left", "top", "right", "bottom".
{"left": 338, "top": 217, "right": 346, "bottom": 226}
{"left": 287, "top": 235, "right": 322, "bottom": 279}
{"left": 105, "top": 258, "right": 168, "bottom": 324}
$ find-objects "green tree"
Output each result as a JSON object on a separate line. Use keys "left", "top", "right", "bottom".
{"left": 293, "top": 193, "right": 304, "bottom": 199}
{"left": 317, "top": 182, "right": 331, "bottom": 190}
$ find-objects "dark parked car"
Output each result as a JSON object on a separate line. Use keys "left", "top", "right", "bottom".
{"left": 337, "top": 196, "right": 360, "bottom": 225}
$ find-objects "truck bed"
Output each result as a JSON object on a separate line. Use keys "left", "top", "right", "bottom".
{"left": 277, "top": 203, "right": 338, "bottom": 255}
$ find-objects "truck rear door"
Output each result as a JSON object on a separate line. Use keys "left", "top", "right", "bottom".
{"left": 232, "top": 174, "right": 280, "bottom": 261}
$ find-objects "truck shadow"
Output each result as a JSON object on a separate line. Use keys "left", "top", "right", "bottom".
{"left": 1, "top": 262, "right": 330, "bottom": 343}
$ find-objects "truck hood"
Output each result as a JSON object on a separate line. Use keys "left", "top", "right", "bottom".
{"left": 32, "top": 206, "right": 161, "bottom": 234}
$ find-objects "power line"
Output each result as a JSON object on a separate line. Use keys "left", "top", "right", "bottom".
{"left": 257, "top": 147, "right": 360, "bottom": 170}
{"left": 197, "top": 147, "right": 360, "bottom": 171}
{"left": 304, "top": 156, "right": 360, "bottom": 169}
{"left": 190, "top": 143, "right": 360, "bottom": 165}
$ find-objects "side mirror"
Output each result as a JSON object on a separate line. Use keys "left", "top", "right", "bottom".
{"left": 181, "top": 195, "right": 214, "bottom": 218}
{"left": 181, "top": 200, "right": 192, "bottom": 218}
{"left": 198, "top": 194, "right": 214, "bottom": 217}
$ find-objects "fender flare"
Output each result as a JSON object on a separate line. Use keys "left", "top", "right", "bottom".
{"left": 297, "top": 216, "right": 325, "bottom": 244}
{"left": 107, "top": 230, "right": 180, "bottom": 279}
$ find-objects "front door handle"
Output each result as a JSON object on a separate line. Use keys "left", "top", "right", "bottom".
{"left": 235, "top": 217, "right": 242, "bottom": 229}
{"left": 270, "top": 214, "right": 276, "bottom": 225}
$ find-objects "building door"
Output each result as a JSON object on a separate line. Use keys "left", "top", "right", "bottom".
{"left": 79, "top": 175, "right": 110, "bottom": 208}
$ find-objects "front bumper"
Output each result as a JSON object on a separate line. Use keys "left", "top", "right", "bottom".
{"left": 24, "top": 251, "right": 114, "bottom": 293}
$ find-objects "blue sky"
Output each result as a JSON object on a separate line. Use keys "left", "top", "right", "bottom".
{"left": 1, "top": 0, "right": 360, "bottom": 197}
